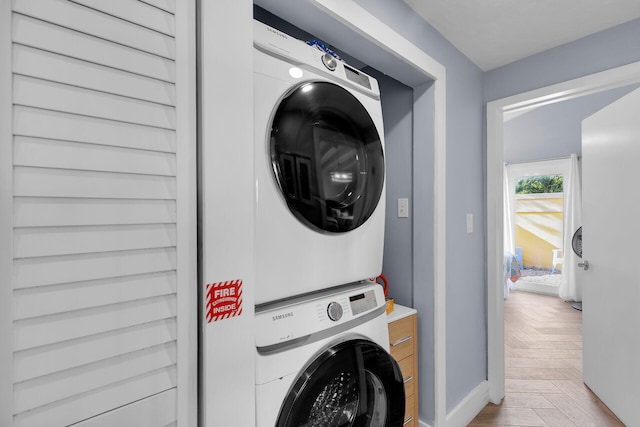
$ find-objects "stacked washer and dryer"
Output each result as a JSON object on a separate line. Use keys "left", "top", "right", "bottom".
{"left": 253, "top": 20, "right": 405, "bottom": 426}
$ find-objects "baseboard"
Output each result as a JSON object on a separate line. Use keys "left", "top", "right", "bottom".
{"left": 415, "top": 380, "right": 490, "bottom": 427}
{"left": 445, "top": 380, "right": 490, "bottom": 427}
{"left": 514, "top": 282, "right": 559, "bottom": 296}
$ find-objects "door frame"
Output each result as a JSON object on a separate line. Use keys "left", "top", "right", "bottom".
{"left": 486, "top": 60, "right": 640, "bottom": 403}
{"left": 0, "top": 1, "right": 12, "bottom": 424}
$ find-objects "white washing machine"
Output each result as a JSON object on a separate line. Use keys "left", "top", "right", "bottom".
{"left": 254, "top": 20, "right": 386, "bottom": 305}
{"left": 255, "top": 281, "right": 405, "bottom": 426}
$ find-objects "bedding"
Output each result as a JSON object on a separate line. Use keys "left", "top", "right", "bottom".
{"left": 503, "top": 252, "right": 521, "bottom": 298}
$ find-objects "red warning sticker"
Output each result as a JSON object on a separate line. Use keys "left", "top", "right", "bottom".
{"left": 206, "top": 280, "right": 243, "bottom": 323}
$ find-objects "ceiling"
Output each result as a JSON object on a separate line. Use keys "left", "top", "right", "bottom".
{"left": 403, "top": 0, "right": 640, "bottom": 71}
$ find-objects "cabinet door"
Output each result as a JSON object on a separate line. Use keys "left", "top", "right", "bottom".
{"left": 0, "top": 1, "right": 197, "bottom": 425}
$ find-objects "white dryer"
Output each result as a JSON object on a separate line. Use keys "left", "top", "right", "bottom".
{"left": 255, "top": 281, "right": 405, "bottom": 426}
{"left": 254, "top": 20, "right": 386, "bottom": 305}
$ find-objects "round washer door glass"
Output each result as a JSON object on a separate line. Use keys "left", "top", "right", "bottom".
{"left": 270, "top": 81, "right": 384, "bottom": 233}
{"left": 276, "top": 340, "right": 405, "bottom": 427}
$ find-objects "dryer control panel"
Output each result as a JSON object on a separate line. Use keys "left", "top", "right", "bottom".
{"left": 255, "top": 281, "right": 384, "bottom": 349}
{"left": 254, "top": 20, "right": 380, "bottom": 98}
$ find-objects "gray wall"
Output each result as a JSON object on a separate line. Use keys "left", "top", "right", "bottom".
{"left": 356, "top": 0, "right": 486, "bottom": 420}
{"left": 485, "top": 18, "right": 640, "bottom": 103}
{"left": 504, "top": 84, "right": 640, "bottom": 164}
{"left": 492, "top": 18, "right": 640, "bottom": 164}
{"left": 364, "top": 68, "right": 415, "bottom": 309}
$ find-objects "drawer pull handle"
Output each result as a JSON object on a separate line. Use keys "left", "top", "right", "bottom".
{"left": 403, "top": 416, "right": 414, "bottom": 425}
{"left": 391, "top": 336, "right": 412, "bottom": 346}
{"left": 403, "top": 375, "right": 413, "bottom": 383}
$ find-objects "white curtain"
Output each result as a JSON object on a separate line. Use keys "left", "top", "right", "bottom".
{"left": 503, "top": 164, "right": 515, "bottom": 255}
{"left": 559, "top": 154, "right": 582, "bottom": 301}
{"left": 503, "top": 165, "right": 517, "bottom": 298}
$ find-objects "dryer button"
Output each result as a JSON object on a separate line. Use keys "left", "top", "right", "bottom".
{"left": 321, "top": 53, "right": 337, "bottom": 71}
{"left": 326, "top": 301, "right": 343, "bottom": 321}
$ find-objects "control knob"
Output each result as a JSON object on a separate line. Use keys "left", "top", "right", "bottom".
{"left": 327, "top": 301, "right": 343, "bottom": 321}
{"left": 321, "top": 53, "right": 337, "bottom": 71}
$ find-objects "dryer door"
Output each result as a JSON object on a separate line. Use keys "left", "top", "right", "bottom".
{"left": 270, "top": 81, "right": 384, "bottom": 233}
{"left": 276, "top": 340, "right": 405, "bottom": 427}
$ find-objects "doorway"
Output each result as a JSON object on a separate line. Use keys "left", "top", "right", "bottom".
{"left": 506, "top": 160, "right": 569, "bottom": 297}
{"left": 486, "top": 61, "right": 640, "bottom": 404}
{"left": 471, "top": 291, "right": 623, "bottom": 426}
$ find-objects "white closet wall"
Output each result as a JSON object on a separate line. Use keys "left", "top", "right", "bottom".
{"left": 1, "top": 0, "right": 197, "bottom": 425}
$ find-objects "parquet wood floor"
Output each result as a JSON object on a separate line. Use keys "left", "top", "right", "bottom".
{"left": 469, "top": 290, "right": 624, "bottom": 426}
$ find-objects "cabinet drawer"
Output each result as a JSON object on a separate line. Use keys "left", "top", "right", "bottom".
{"left": 403, "top": 396, "right": 416, "bottom": 426}
{"left": 388, "top": 310, "right": 418, "bottom": 427}
{"left": 397, "top": 355, "right": 415, "bottom": 398}
{"left": 388, "top": 315, "right": 415, "bottom": 361}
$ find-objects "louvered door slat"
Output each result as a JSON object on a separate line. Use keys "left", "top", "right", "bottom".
{"left": 71, "top": 0, "right": 176, "bottom": 37}
{"left": 14, "top": 342, "right": 177, "bottom": 413}
{"left": 13, "top": 366, "right": 177, "bottom": 427}
{"left": 14, "top": 319, "right": 177, "bottom": 382}
{"left": 14, "top": 198, "right": 177, "bottom": 227}
{"left": 14, "top": 223, "right": 177, "bottom": 258}
{"left": 14, "top": 271, "right": 176, "bottom": 320}
{"left": 141, "top": 0, "right": 176, "bottom": 14}
{"left": 71, "top": 389, "right": 178, "bottom": 427}
{"left": 13, "top": 14, "right": 175, "bottom": 82}
{"left": 14, "top": 106, "right": 177, "bottom": 153}
{"left": 13, "top": 45, "right": 176, "bottom": 105}
{"left": 14, "top": 75, "right": 176, "bottom": 129}
{"left": 14, "top": 136, "right": 177, "bottom": 176}
{"left": 14, "top": 167, "right": 177, "bottom": 199}
{"left": 14, "top": 295, "right": 177, "bottom": 351}
{"left": 14, "top": 247, "right": 177, "bottom": 289}
{"left": 14, "top": 0, "right": 176, "bottom": 59}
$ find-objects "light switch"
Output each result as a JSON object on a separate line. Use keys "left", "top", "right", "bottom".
{"left": 466, "top": 213, "right": 473, "bottom": 233}
{"left": 397, "top": 198, "right": 409, "bottom": 218}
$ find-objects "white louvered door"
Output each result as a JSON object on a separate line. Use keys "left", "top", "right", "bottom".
{"left": 1, "top": 0, "right": 197, "bottom": 426}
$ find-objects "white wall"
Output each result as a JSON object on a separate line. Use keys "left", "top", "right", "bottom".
{"left": 199, "top": 1, "right": 256, "bottom": 426}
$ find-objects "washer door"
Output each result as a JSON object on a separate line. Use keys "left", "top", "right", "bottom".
{"left": 276, "top": 340, "right": 405, "bottom": 427}
{"left": 270, "top": 81, "right": 384, "bottom": 233}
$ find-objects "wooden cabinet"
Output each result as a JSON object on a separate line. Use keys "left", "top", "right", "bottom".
{"left": 388, "top": 306, "right": 418, "bottom": 426}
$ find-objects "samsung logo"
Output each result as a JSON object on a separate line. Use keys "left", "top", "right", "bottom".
{"left": 267, "top": 26, "right": 288, "bottom": 40}
{"left": 272, "top": 312, "right": 294, "bottom": 321}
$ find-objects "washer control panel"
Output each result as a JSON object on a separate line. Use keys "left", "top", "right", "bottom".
{"left": 255, "top": 281, "right": 384, "bottom": 348}
{"left": 348, "top": 290, "right": 378, "bottom": 316}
